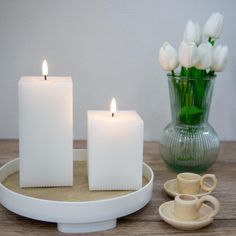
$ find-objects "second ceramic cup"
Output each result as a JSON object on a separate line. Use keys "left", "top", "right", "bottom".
{"left": 177, "top": 173, "right": 217, "bottom": 195}
{"left": 174, "top": 194, "right": 220, "bottom": 220}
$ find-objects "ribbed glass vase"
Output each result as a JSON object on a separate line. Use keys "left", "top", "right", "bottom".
{"left": 160, "top": 75, "right": 220, "bottom": 173}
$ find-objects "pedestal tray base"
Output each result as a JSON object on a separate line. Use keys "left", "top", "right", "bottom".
{"left": 58, "top": 219, "right": 117, "bottom": 233}
{"left": 0, "top": 149, "right": 154, "bottom": 233}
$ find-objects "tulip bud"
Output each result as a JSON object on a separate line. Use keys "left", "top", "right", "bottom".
{"left": 210, "top": 45, "right": 228, "bottom": 72}
{"left": 159, "top": 42, "right": 179, "bottom": 71}
{"left": 178, "top": 41, "right": 199, "bottom": 68}
{"left": 203, "top": 13, "right": 224, "bottom": 39}
{"left": 196, "top": 43, "right": 213, "bottom": 70}
{"left": 184, "top": 21, "right": 201, "bottom": 45}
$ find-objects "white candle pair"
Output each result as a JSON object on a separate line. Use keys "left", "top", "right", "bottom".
{"left": 19, "top": 61, "right": 144, "bottom": 190}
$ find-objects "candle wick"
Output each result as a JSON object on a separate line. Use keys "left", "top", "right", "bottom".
{"left": 44, "top": 75, "right": 47, "bottom": 80}
{"left": 112, "top": 113, "right": 114, "bottom": 117}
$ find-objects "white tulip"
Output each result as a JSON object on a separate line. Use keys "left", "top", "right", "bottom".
{"left": 210, "top": 45, "right": 228, "bottom": 72}
{"left": 184, "top": 21, "right": 201, "bottom": 45}
{"left": 159, "top": 42, "right": 179, "bottom": 71}
{"left": 203, "top": 13, "right": 224, "bottom": 39}
{"left": 178, "top": 41, "right": 199, "bottom": 68}
{"left": 196, "top": 43, "right": 213, "bottom": 70}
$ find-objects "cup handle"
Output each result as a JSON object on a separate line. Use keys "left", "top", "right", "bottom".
{"left": 197, "top": 195, "right": 220, "bottom": 219}
{"left": 200, "top": 174, "right": 217, "bottom": 192}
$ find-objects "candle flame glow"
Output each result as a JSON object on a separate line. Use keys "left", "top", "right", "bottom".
{"left": 110, "top": 98, "right": 116, "bottom": 117}
{"left": 42, "top": 60, "right": 48, "bottom": 76}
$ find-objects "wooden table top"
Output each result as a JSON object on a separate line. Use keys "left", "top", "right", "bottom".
{"left": 0, "top": 140, "right": 236, "bottom": 236}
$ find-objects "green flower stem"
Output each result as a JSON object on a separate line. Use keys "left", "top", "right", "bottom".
{"left": 180, "top": 66, "right": 187, "bottom": 77}
{"left": 186, "top": 68, "right": 190, "bottom": 78}
{"left": 195, "top": 69, "right": 206, "bottom": 78}
{"left": 174, "top": 67, "right": 207, "bottom": 125}
{"left": 208, "top": 37, "right": 215, "bottom": 46}
{"left": 208, "top": 70, "right": 215, "bottom": 76}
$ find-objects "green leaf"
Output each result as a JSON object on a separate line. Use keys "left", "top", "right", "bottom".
{"left": 179, "top": 106, "right": 203, "bottom": 125}
{"left": 180, "top": 106, "right": 203, "bottom": 116}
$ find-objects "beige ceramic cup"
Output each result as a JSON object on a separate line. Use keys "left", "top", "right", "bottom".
{"left": 177, "top": 173, "right": 217, "bottom": 195}
{"left": 174, "top": 194, "right": 220, "bottom": 220}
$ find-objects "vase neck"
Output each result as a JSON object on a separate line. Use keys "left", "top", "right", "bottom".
{"left": 168, "top": 77, "right": 215, "bottom": 126}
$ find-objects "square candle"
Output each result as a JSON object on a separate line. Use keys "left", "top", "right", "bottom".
{"left": 87, "top": 110, "right": 144, "bottom": 190}
{"left": 19, "top": 76, "right": 73, "bottom": 187}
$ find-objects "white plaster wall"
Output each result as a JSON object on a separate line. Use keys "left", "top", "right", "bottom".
{"left": 0, "top": 0, "right": 235, "bottom": 140}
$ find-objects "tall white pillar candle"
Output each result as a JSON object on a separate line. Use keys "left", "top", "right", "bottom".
{"left": 19, "top": 62, "right": 73, "bottom": 187}
{"left": 87, "top": 99, "right": 144, "bottom": 190}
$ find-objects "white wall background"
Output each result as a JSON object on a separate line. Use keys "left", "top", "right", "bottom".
{"left": 0, "top": 0, "right": 236, "bottom": 141}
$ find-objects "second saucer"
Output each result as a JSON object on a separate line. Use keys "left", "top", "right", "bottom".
{"left": 164, "top": 179, "right": 212, "bottom": 198}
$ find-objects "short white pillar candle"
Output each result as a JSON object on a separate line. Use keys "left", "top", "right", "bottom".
{"left": 87, "top": 98, "right": 144, "bottom": 190}
{"left": 19, "top": 60, "right": 73, "bottom": 187}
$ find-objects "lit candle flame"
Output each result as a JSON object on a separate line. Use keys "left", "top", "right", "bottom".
{"left": 42, "top": 60, "right": 48, "bottom": 79}
{"left": 110, "top": 98, "right": 116, "bottom": 117}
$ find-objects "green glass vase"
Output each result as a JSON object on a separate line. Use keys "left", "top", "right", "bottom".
{"left": 160, "top": 75, "right": 220, "bottom": 173}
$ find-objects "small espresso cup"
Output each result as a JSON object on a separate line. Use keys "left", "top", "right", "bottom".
{"left": 174, "top": 194, "right": 220, "bottom": 220}
{"left": 177, "top": 173, "right": 217, "bottom": 195}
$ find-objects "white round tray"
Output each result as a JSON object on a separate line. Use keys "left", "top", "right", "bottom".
{"left": 0, "top": 149, "right": 154, "bottom": 233}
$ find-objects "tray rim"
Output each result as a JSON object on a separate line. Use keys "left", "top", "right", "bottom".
{"left": 0, "top": 158, "right": 153, "bottom": 204}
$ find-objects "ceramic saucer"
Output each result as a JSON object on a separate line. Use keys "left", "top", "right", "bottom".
{"left": 164, "top": 179, "right": 212, "bottom": 198}
{"left": 159, "top": 201, "right": 214, "bottom": 230}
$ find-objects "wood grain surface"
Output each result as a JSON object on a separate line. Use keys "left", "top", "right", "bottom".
{"left": 0, "top": 140, "right": 236, "bottom": 236}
